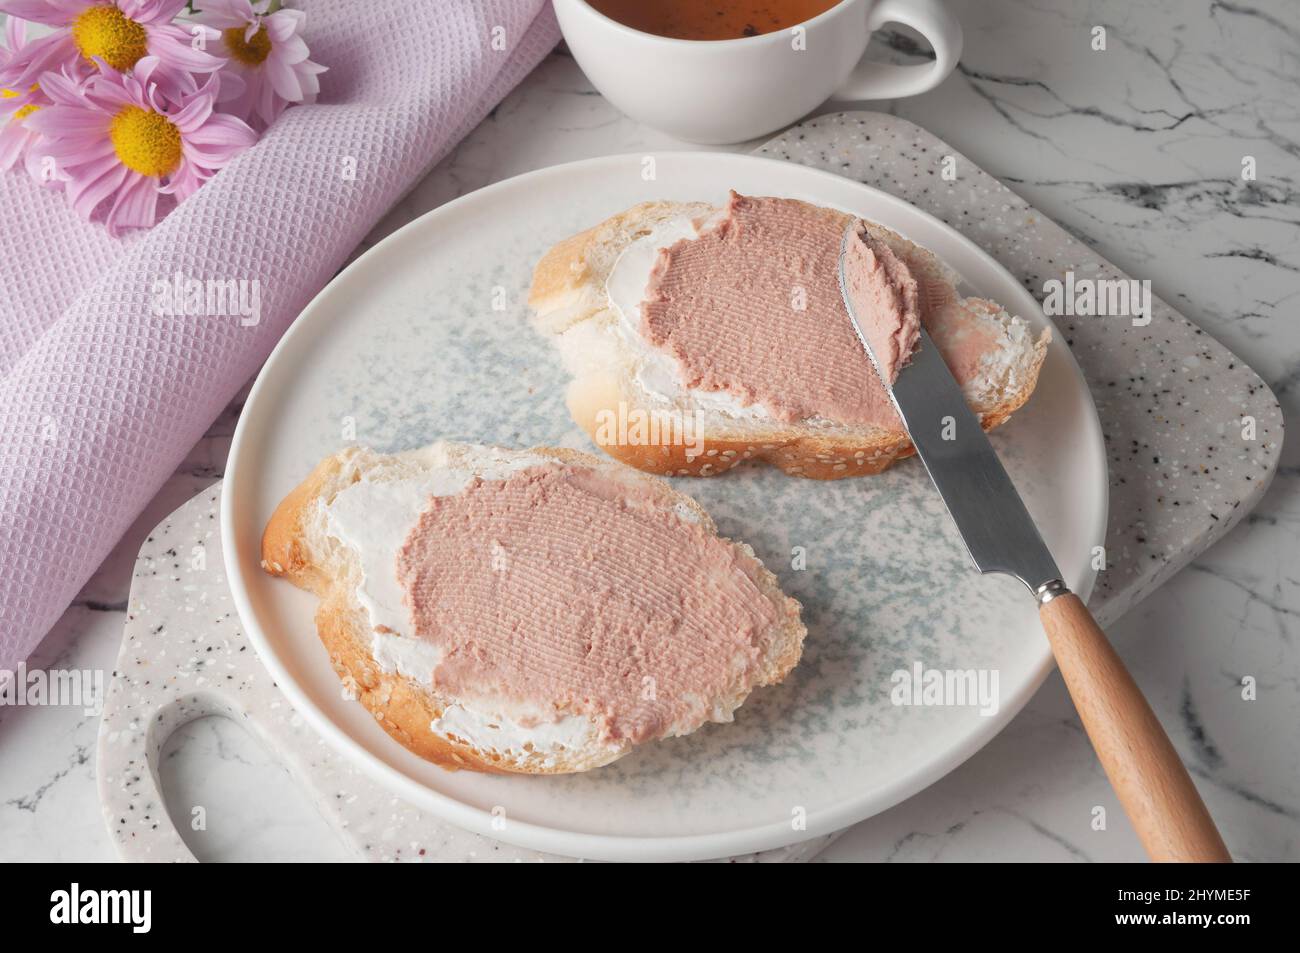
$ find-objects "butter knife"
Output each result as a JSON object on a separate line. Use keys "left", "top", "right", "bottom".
{"left": 838, "top": 224, "right": 1230, "bottom": 863}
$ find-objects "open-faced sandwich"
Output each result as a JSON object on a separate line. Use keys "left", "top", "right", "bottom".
{"left": 262, "top": 441, "right": 805, "bottom": 774}
{"left": 529, "top": 192, "right": 1050, "bottom": 479}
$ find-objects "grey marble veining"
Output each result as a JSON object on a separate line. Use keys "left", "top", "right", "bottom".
{"left": 3, "top": 0, "right": 1297, "bottom": 862}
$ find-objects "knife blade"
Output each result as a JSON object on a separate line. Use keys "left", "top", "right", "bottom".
{"left": 836, "top": 224, "right": 1061, "bottom": 597}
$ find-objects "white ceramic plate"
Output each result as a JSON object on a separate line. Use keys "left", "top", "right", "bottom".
{"left": 223, "top": 152, "right": 1107, "bottom": 862}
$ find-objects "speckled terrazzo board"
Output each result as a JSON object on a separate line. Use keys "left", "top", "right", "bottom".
{"left": 757, "top": 113, "right": 1282, "bottom": 623}
{"left": 96, "top": 113, "right": 1281, "bottom": 862}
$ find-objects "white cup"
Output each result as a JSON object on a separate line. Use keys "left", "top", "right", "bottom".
{"left": 553, "top": 0, "right": 963, "bottom": 144}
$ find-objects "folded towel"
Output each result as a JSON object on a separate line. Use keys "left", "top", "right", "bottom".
{"left": 0, "top": 0, "right": 560, "bottom": 668}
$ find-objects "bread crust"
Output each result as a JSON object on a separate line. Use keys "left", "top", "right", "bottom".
{"left": 261, "top": 444, "right": 806, "bottom": 774}
{"left": 529, "top": 199, "right": 1049, "bottom": 480}
{"left": 567, "top": 370, "right": 1034, "bottom": 479}
{"left": 261, "top": 451, "right": 523, "bottom": 774}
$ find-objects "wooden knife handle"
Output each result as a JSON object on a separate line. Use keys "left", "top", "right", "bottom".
{"left": 1039, "top": 592, "right": 1231, "bottom": 863}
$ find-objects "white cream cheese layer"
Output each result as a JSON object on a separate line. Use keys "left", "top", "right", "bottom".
{"left": 319, "top": 446, "right": 600, "bottom": 767}
{"left": 605, "top": 216, "right": 769, "bottom": 421}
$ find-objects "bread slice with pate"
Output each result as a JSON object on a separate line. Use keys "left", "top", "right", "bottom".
{"left": 528, "top": 192, "right": 1051, "bottom": 480}
{"left": 261, "top": 441, "right": 805, "bottom": 775}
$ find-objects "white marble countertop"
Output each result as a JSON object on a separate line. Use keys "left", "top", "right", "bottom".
{"left": 2, "top": 0, "right": 1297, "bottom": 862}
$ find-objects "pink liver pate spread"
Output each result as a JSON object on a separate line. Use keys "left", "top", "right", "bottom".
{"left": 842, "top": 221, "right": 922, "bottom": 385}
{"left": 640, "top": 192, "right": 997, "bottom": 427}
{"left": 396, "top": 465, "right": 779, "bottom": 743}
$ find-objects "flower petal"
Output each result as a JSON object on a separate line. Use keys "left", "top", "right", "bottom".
{"left": 214, "top": 67, "right": 247, "bottom": 106}
{"left": 169, "top": 86, "right": 214, "bottom": 132}
{"left": 265, "top": 55, "right": 302, "bottom": 102}
{"left": 38, "top": 134, "right": 114, "bottom": 171}
{"left": 146, "top": 23, "right": 226, "bottom": 73}
{"left": 35, "top": 67, "right": 92, "bottom": 107}
{"left": 274, "top": 34, "right": 311, "bottom": 67}
{"left": 6, "top": 32, "right": 80, "bottom": 88}
{"left": 0, "top": 121, "right": 26, "bottom": 171}
{"left": 0, "top": 1, "right": 83, "bottom": 27}
{"left": 181, "top": 113, "right": 255, "bottom": 168}
{"left": 23, "top": 103, "right": 110, "bottom": 137}
{"left": 265, "top": 8, "right": 305, "bottom": 43}
{"left": 106, "top": 171, "right": 159, "bottom": 234}
{"left": 4, "top": 14, "right": 26, "bottom": 51}
{"left": 191, "top": 0, "right": 253, "bottom": 29}
{"left": 183, "top": 110, "right": 256, "bottom": 146}
{"left": 69, "top": 158, "right": 129, "bottom": 220}
{"left": 254, "top": 71, "right": 279, "bottom": 125}
{"left": 119, "top": 0, "right": 187, "bottom": 25}
{"left": 158, "top": 155, "right": 204, "bottom": 198}
{"left": 83, "top": 73, "right": 135, "bottom": 111}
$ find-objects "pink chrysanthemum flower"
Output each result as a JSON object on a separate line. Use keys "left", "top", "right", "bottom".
{"left": 193, "top": 0, "right": 324, "bottom": 127}
{"left": 25, "top": 55, "right": 256, "bottom": 233}
{"left": 0, "top": 0, "right": 225, "bottom": 94}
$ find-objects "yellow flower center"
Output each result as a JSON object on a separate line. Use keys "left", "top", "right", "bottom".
{"left": 110, "top": 106, "right": 182, "bottom": 177}
{"left": 72, "top": 5, "right": 149, "bottom": 71}
{"left": 223, "top": 25, "right": 272, "bottom": 66}
{"left": 2, "top": 84, "right": 41, "bottom": 122}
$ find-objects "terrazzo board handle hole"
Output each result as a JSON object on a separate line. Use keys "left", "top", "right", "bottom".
{"left": 96, "top": 112, "right": 1282, "bottom": 863}
{"left": 113, "top": 694, "right": 257, "bottom": 863}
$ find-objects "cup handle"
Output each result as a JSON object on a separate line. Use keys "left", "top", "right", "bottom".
{"left": 833, "top": 0, "right": 964, "bottom": 101}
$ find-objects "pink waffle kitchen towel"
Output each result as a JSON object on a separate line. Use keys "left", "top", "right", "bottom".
{"left": 0, "top": 0, "right": 559, "bottom": 669}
